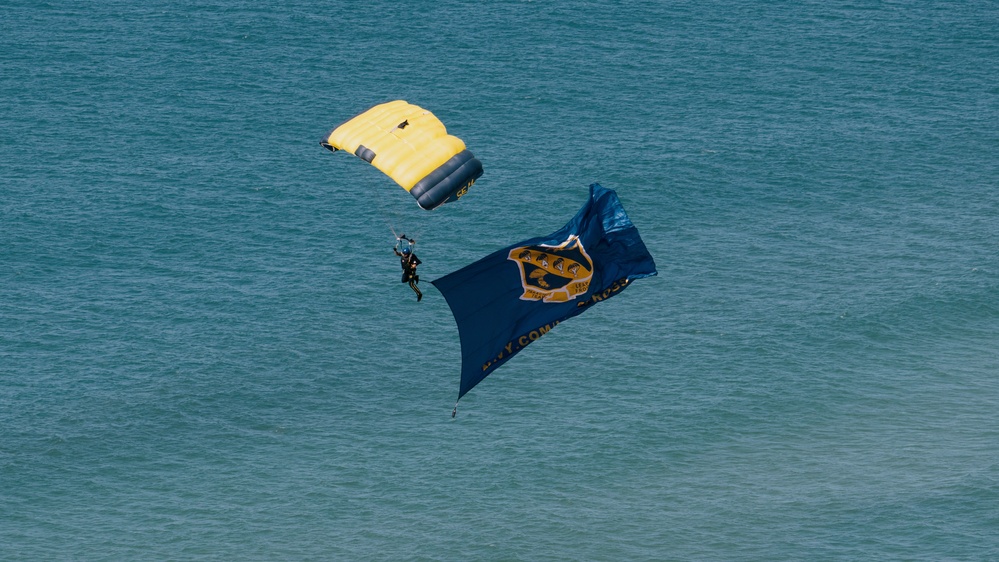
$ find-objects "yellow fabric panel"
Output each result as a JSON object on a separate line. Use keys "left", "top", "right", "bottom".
{"left": 325, "top": 100, "right": 405, "bottom": 166}
{"left": 326, "top": 100, "right": 407, "bottom": 152}
{"left": 386, "top": 135, "right": 466, "bottom": 190}
{"left": 325, "top": 101, "right": 467, "bottom": 191}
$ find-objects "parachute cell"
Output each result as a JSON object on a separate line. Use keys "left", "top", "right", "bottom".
{"left": 321, "top": 100, "right": 484, "bottom": 210}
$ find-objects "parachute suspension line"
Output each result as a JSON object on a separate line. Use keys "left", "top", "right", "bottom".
{"left": 372, "top": 191, "right": 407, "bottom": 245}
{"left": 384, "top": 216, "right": 399, "bottom": 240}
{"left": 373, "top": 195, "right": 401, "bottom": 239}
{"left": 370, "top": 187, "right": 422, "bottom": 248}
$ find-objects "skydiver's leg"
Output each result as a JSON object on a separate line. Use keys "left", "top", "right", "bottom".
{"left": 409, "top": 280, "right": 423, "bottom": 302}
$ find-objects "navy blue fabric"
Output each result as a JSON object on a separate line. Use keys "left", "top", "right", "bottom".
{"left": 432, "top": 183, "right": 658, "bottom": 400}
{"left": 410, "top": 150, "right": 484, "bottom": 210}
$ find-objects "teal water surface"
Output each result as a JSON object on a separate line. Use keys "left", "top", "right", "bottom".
{"left": 2, "top": 1, "right": 998, "bottom": 559}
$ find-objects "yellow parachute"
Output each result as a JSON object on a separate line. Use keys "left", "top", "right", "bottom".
{"left": 321, "top": 100, "right": 484, "bottom": 210}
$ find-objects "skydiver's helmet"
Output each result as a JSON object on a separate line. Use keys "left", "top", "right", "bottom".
{"left": 401, "top": 247, "right": 411, "bottom": 255}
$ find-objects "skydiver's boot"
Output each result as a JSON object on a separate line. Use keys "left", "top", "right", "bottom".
{"left": 410, "top": 281, "right": 423, "bottom": 302}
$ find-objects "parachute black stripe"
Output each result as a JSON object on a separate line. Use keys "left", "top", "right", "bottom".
{"left": 410, "top": 150, "right": 484, "bottom": 210}
{"left": 354, "top": 145, "right": 376, "bottom": 163}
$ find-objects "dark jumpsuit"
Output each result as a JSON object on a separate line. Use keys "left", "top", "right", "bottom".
{"left": 396, "top": 250, "right": 422, "bottom": 301}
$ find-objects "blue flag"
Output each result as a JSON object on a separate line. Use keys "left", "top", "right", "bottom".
{"left": 432, "top": 183, "right": 658, "bottom": 402}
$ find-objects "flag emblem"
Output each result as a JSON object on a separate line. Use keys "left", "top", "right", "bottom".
{"left": 507, "top": 235, "right": 594, "bottom": 303}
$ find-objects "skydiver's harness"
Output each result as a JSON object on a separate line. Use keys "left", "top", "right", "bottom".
{"left": 400, "top": 254, "right": 420, "bottom": 283}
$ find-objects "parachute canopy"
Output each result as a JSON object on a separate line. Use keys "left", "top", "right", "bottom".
{"left": 321, "top": 100, "right": 484, "bottom": 210}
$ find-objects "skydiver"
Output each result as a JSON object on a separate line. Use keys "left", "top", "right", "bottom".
{"left": 393, "top": 235, "right": 423, "bottom": 302}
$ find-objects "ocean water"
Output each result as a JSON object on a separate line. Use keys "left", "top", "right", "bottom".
{"left": 2, "top": 0, "right": 998, "bottom": 559}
